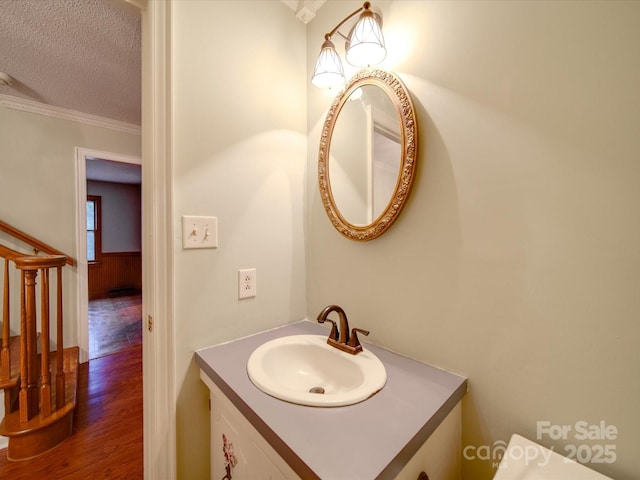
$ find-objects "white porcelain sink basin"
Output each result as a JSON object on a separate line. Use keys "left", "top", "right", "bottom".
{"left": 247, "top": 334, "right": 387, "bottom": 407}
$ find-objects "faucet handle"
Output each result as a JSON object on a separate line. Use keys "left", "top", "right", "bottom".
{"left": 323, "top": 319, "right": 339, "bottom": 341}
{"left": 348, "top": 327, "right": 369, "bottom": 351}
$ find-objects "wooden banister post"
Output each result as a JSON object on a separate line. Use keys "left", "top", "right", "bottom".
{"left": 19, "top": 268, "right": 39, "bottom": 423}
{"left": 56, "top": 265, "right": 65, "bottom": 409}
{"left": 40, "top": 268, "right": 52, "bottom": 417}
{"left": 1, "top": 259, "right": 10, "bottom": 381}
{"left": 1, "top": 253, "right": 73, "bottom": 459}
{"left": 10, "top": 254, "right": 67, "bottom": 423}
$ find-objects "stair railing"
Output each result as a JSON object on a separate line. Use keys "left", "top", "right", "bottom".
{"left": 1, "top": 244, "right": 67, "bottom": 422}
{"left": 0, "top": 220, "right": 75, "bottom": 266}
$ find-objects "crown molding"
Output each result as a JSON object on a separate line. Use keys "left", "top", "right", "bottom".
{"left": 123, "top": 0, "right": 147, "bottom": 9}
{"left": 0, "top": 94, "right": 141, "bottom": 136}
{"left": 281, "top": 0, "right": 326, "bottom": 24}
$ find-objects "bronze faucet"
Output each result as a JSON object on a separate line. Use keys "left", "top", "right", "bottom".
{"left": 316, "top": 305, "right": 369, "bottom": 355}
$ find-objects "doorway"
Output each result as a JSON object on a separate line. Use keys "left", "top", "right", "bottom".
{"left": 76, "top": 148, "right": 142, "bottom": 363}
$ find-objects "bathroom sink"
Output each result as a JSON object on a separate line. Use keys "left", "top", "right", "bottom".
{"left": 246, "top": 334, "right": 387, "bottom": 407}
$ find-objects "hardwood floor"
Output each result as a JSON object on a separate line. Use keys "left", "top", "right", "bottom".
{"left": 89, "top": 294, "right": 142, "bottom": 359}
{"left": 0, "top": 345, "right": 143, "bottom": 479}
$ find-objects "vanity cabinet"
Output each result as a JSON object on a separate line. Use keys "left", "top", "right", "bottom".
{"left": 196, "top": 321, "right": 467, "bottom": 480}
{"left": 201, "top": 373, "right": 298, "bottom": 480}
{"left": 394, "top": 403, "right": 462, "bottom": 480}
{"left": 201, "top": 372, "right": 461, "bottom": 480}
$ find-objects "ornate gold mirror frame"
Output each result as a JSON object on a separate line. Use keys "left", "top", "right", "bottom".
{"left": 318, "top": 69, "right": 418, "bottom": 241}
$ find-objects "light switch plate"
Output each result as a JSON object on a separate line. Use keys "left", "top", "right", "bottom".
{"left": 182, "top": 215, "right": 218, "bottom": 249}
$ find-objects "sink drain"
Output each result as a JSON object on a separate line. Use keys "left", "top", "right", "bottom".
{"left": 309, "top": 386, "right": 325, "bottom": 394}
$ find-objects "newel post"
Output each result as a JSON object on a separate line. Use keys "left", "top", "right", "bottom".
{"left": 19, "top": 268, "right": 39, "bottom": 422}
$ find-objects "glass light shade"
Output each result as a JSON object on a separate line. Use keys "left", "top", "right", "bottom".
{"left": 345, "top": 10, "right": 386, "bottom": 67}
{"left": 311, "top": 39, "right": 346, "bottom": 89}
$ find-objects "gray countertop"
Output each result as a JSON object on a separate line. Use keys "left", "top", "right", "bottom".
{"left": 195, "top": 320, "right": 467, "bottom": 480}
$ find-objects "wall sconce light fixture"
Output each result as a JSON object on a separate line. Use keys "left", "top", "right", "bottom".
{"left": 311, "top": 2, "right": 386, "bottom": 89}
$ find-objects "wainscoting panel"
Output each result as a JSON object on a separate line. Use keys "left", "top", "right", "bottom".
{"left": 88, "top": 252, "right": 142, "bottom": 300}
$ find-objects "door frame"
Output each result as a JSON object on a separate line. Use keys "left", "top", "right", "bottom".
{"left": 75, "top": 2, "right": 176, "bottom": 477}
{"left": 75, "top": 147, "right": 142, "bottom": 363}
{"left": 141, "top": 1, "right": 177, "bottom": 477}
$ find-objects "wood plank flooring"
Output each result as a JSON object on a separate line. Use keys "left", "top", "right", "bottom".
{"left": 89, "top": 294, "right": 142, "bottom": 359}
{"left": 0, "top": 345, "right": 142, "bottom": 479}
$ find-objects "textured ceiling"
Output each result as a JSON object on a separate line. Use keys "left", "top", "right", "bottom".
{"left": 0, "top": 0, "right": 141, "bottom": 126}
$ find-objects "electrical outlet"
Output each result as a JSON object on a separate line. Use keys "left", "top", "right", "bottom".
{"left": 238, "top": 268, "right": 256, "bottom": 299}
{"left": 182, "top": 215, "right": 218, "bottom": 249}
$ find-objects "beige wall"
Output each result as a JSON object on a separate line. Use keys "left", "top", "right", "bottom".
{"left": 170, "top": 1, "right": 307, "bottom": 477}
{"left": 87, "top": 180, "right": 141, "bottom": 253}
{"left": 307, "top": 1, "right": 640, "bottom": 479}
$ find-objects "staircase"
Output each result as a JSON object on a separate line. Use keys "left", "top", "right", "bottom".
{"left": 0, "top": 222, "right": 79, "bottom": 461}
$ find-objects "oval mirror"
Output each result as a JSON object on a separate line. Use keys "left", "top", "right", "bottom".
{"left": 318, "top": 69, "right": 418, "bottom": 241}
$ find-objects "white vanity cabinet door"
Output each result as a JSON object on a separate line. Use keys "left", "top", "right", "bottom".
{"left": 210, "top": 395, "right": 248, "bottom": 480}
{"left": 394, "top": 403, "right": 462, "bottom": 480}
{"left": 201, "top": 371, "right": 300, "bottom": 480}
{"left": 247, "top": 438, "right": 294, "bottom": 480}
{"left": 200, "top": 370, "right": 461, "bottom": 480}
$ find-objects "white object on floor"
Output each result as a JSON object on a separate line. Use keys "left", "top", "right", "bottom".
{"left": 493, "top": 434, "right": 613, "bottom": 480}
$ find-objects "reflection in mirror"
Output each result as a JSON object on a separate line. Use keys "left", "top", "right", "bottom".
{"left": 329, "top": 85, "right": 401, "bottom": 226}
{"left": 319, "top": 69, "right": 418, "bottom": 241}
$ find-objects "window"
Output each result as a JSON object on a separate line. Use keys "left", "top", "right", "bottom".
{"left": 87, "top": 195, "right": 102, "bottom": 263}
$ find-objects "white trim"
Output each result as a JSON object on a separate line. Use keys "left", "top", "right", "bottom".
{"left": 75, "top": 148, "right": 142, "bottom": 364}
{"left": 142, "top": 1, "right": 176, "bottom": 478}
{"left": 124, "top": 0, "right": 148, "bottom": 9}
{"left": 280, "top": 0, "right": 326, "bottom": 24}
{"left": 0, "top": 94, "right": 141, "bottom": 135}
